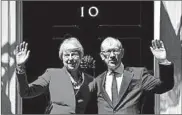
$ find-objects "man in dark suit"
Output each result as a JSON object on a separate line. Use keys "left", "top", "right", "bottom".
{"left": 95, "top": 37, "right": 174, "bottom": 114}
{"left": 15, "top": 37, "right": 97, "bottom": 114}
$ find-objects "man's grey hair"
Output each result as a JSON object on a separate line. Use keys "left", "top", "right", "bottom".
{"left": 100, "top": 36, "right": 123, "bottom": 51}
{"left": 59, "top": 37, "right": 84, "bottom": 60}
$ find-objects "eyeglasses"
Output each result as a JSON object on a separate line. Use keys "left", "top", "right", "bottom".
{"left": 63, "top": 52, "right": 80, "bottom": 59}
{"left": 101, "top": 49, "right": 121, "bottom": 56}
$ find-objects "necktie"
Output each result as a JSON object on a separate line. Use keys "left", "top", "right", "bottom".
{"left": 111, "top": 72, "right": 118, "bottom": 107}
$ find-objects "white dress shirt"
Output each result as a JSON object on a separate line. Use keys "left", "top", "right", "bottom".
{"left": 105, "top": 72, "right": 123, "bottom": 100}
{"left": 105, "top": 63, "right": 124, "bottom": 101}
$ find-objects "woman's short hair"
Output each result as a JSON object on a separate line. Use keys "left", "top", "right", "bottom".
{"left": 59, "top": 37, "right": 84, "bottom": 60}
{"left": 100, "top": 36, "right": 123, "bottom": 51}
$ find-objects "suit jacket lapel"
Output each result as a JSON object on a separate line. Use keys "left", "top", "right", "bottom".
{"left": 100, "top": 71, "right": 113, "bottom": 108}
{"left": 116, "top": 68, "right": 134, "bottom": 107}
{"left": 61, "top": 67, "right": 76, "bottom": 108}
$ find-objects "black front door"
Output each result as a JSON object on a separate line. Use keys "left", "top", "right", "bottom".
{"left": 23, "top": 1, "right": 154, "bottom": 114}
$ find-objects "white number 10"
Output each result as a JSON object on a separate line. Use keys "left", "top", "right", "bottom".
{"left": 81, "top": 6, "right": 99, "bottom": 18}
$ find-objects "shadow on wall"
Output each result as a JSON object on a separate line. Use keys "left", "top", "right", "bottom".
{"left": 1, "top": 42, "right": 17, "bottom": 114}
{"left": 160, "top": 2, "right": 182, "bottom": 113}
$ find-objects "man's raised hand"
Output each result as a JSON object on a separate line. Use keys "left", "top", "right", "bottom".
{"left": 150, "top": 40, "right": 171, "bottom": 64}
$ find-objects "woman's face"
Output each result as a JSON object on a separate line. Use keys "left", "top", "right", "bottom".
{"left": 62, "top": 43, "right": 82, "bottom": 72}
